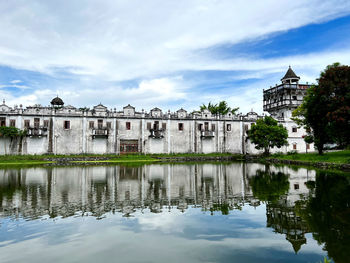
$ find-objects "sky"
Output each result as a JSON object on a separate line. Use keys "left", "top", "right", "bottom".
{"left": 1, "top": 0, "right": 350, "bottom": 114}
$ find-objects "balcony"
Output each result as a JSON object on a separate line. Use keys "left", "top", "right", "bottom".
{"left": 92, "top": 128, "right": 109, "bottom": 139}
{"left": 26, "top": 127, "right": 48, "bottom": 137}
{"left": 263, "top": 99, "right": 304, "bottom": 111}
{"left": 201, "top": 131, "right": 215, "bottom": 138}
{"left": 149, "top": 128, "right": 164, "bottom": 139}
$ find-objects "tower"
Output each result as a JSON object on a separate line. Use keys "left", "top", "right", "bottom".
{"left": 263, "top": 66, "right": 311, "bottom": 119}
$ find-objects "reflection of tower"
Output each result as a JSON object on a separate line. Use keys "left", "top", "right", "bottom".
{"left": 266, "top": 203, "right": 308, "bottom": 254}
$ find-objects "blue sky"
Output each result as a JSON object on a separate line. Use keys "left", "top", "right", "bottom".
{"left": 1, "top": 0, "right": 350, "bottom": 113}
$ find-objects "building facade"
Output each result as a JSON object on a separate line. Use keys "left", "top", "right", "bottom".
{"left": 0, "top": 67, "right": 314, "bottom": 155}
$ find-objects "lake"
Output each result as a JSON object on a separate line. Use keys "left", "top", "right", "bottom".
{"left": 0, "top": 163, "right": 349, "bottom": 263}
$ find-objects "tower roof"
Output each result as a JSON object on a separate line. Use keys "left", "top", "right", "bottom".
{"left": 50, "top": 96, "right": 64, "bottom": 106}
{"left": 281, "top": 66, "right": 300, "bottom": 82}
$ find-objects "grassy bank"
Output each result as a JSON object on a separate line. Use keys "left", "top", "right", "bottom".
{"left": 0, "top": 152, "right": 243, "bottom": 166}
{"left": 270, "top": 150, "right": 350, "bottom": 164}
{"left": 265, "top": 150, "right": 350, "bottom": 172}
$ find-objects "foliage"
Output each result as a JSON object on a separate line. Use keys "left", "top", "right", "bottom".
{"left": 319, "top": 257, "right": 332, "bottom": 263}
{"left": 200, "top": 101, "right": 239, "bottom": 115}
{"left": 249, "top": 168, "right": 290, "bottom": 203}
{"left": 292, "top": 63, "right": 350, "bottom": 154}
{"left": 247, "top": 116, "right": 288, "bottom": 155}
{"left": 210, "top": 203, "right": 230, "bottom": 215}
{"left": 296, "top": 171, "right": 350, "bottom": 263}
{"left": 0, "top": 126, "right": 26, "bottom": 138}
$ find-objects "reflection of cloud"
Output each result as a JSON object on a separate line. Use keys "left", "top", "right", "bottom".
{"left": 0, "top": 212, "right": 327, "bottom": 263}
{"left": 138, "top": 209, "right": 188, "bottom": 233}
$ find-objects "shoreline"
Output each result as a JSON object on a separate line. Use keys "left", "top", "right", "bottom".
{"left": 0, "top": 151, "right": 348, "bottom": 171}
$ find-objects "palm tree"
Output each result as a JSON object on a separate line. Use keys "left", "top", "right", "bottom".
{"left": 200, "top": 101, "right": 239, "bottom": 115}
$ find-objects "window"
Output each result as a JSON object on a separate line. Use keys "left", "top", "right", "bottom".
{"left": 292, "top": 127, "right": 297, "bottom": 133}
{"left": 293, "top": 143, "right": 297, "bottom": 150}
{"left": 292, "top": 96, "right": 297, "bottom": 100}
{"left": 34, "top": 118, "right": 40, "bottom": 129}
{"left": 64, "top": 121, "right": 70, "bottom": 129}
{"left": 24, "top": 120, "right": 30, "bottom": 128}
{"left": 98, "top": 119, "right": 103, "bottom": 129}
{"left": 147, "top": 122, "right": 151, "bottom": 130}
{"left": 178, "top": 123, "right": 183, "bottom": 131}
{"left": 107, "top": 122, "right": 112, "bottom": 129}
{"left": 126, "top": 122, "right": 131, "bottom": 130}
{"left": 211, "top": 124, "right": 215, "bottom": 131}
{"left": 162, "top": 123, "right": 166, "bottom": 130}
{"left": 204, "top": 122, "right": 209, "bottom": 131}
{"left": 44, "top": 120, "right": 49, "bottom": 128}
{"left": 227, "top": 124, "right": 231, "bottom": 131}
{"left": 153, "top": 121, "right": 159, "bottom": 130}
{"left": 89, "top": 121, "right": 94, "bottom": 129}
{"left": 198, "top": 124, "right": 203, "bottom": 131}
{"left": 306, "top": 143, "right": 310, "bottom": 150}
{"left": 294, "top": 184, "right": 299, "bottom": 190}
{"left": 10, "top": 120, "right": 16, "bottom": 127}
{"left": 0, "top": 117, "right": 6, "bottom": 127}
{"left": 244, "top": 124, "right": 249, "bottom": 132}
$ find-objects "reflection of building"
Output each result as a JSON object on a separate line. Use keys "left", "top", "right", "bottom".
{"left": 0, "top": 164, "right": 315, "bottom": 220}
{"left": 0, "top": 163, "right": 318, "bottom": 254}
{"left": 266, "top": 205, "right": 309, "bottom": 253}
{"left": 263, "top": 166, "right": 316, "bottom": 254}
{"left": 0, "top": 163, "right": 256, "bottom": 219}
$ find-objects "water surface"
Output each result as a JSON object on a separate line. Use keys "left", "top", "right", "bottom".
{"left": 0, "top": 163, "right": 349, "bottom": 263}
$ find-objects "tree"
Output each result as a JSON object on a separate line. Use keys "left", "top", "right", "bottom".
{"left": 293, "top": 63, "right": 350, "bottom": 154}
{"left": 200, "top": 101, "right": 239, "bottom": 115}
{"left": 0, "top": 126, "right": 27, "bottom": 154}
{"left": 247, "top": 116, "right": 288, "bottom": 155}
{"left": 249, "top": 168, "right": 290, "bottom": 203}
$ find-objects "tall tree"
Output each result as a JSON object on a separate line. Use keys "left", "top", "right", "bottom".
{"left": 200, "top": 101, "right": 239, "bottom": 115}
{"left": 247, "top": 116, "right": 288, "bottom": 155}
{"left": 293, "top": 63, "right": 350, "bottom": 154}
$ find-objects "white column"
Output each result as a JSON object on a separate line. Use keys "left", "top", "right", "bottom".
{"left": 82, "top": 115, "right": 86, "bottom": 153}
{"left": 141, "top": 117, "right": 145, "bottom": 154}
{"left": 167, "top": 118, "right": 171, "bottom": 154}
{"left": 113, "top": 117, "right": 117, "bottom": 154}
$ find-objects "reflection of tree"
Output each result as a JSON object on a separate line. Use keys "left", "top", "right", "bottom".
{"left": 249, "top": 169, "right": 290, "bottom": 203}
{"left": 296, "top": 171, "right": 350, "bottom": 263}
{"left": 210, "top": 203, "right": 229, "bottom": 215}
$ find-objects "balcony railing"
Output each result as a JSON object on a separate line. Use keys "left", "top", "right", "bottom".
{"left": 26, "top": 126, "right": 48, "bottom": 137}
{"left": 149, "top": 128, "right": 164, "bottom": 138}
{"left": 264, "top": 83, "right": 311, "bottom": 95}
{"left": 263, "top": 99, "right": 303, "bottom": 111}
{"left": 201, "top": 131, "right": 215, "bottom": 138}
{"left": 92, "top": 128, "right": 109, "bottom": 139}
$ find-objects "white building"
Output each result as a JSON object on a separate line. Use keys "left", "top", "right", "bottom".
{"left": 0, "top": 67, "right": 314, "bottom": 155}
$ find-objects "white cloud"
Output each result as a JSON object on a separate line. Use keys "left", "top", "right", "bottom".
{"left": 0, "top": 0, "right": 349, "bottom": 80}
{"left": 10, "top": 80, "right": 22, "bottom": 84}
{"left": 0, "top": 0, "right": 350, "bottom": 112}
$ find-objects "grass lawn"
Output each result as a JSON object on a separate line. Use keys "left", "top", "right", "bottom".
{"left": 0, "top": 152, "right": 241, "bottom": 165}
{"left": 270, "top": 150, "right": 350, "bottom": 164}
